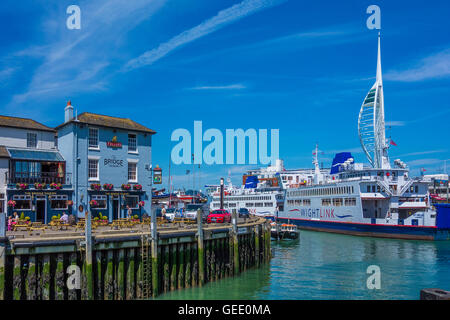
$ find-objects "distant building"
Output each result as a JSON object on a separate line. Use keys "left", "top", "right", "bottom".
{"left": 55, "top": 101, "right": 156, "bottom": 221}
{"left": 0, "top": 115, "right": 71, "bottom": 222}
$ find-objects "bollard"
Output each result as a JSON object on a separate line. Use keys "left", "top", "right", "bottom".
{"left": 232, "top": 211, "right": 239, "bottom": 275}
{"left": 0, "top": 212, "right": 6, "bottom": 300}
{"left": 420, "top": 288, "right": 450, "bottom": 300}
{"left": 197, "top": 208, "right": 205, "bottom": 286}
{"left": 84, "top": 211, "right": 94, "bottom": 300}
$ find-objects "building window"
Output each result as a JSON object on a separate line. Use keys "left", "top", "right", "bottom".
{"left": 12, "top": 195, "right": 31, "bottom": 210}
{"left": 0, "top": 194, "right": 4, "bottom": 213}
{"left": 128, "top": 134, "right": 137, "bottom": 152}
{"left": 88, "top": 159, "right": 99, "bottom": 180}
{"left": 128, "top": 162, "right": 137, "bottom": 182}
{"left": 27, "top": 133, "right": 37, "bottom": 148}
{"left": 91, "top": 195, "right": 107, "bottom": 209}
{"left": 88, "top": 127, "right": 99, "bottom": 148}
{"left": 125, "top": 196, "right": 139, "bottom": 209}
{"left": 50, "top": 195, "right": 68, "bottom": 210}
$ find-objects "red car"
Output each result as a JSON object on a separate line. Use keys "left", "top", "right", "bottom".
{"left": 207, "top": 209, "right": 231, "bottom": 223}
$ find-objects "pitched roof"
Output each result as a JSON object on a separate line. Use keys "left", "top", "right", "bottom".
{"left": 56, "top": 112, "right": 156, "bottom": 134}
{"left": 0, "top": 115, "right": 55, "bottom": 132}
{"left": 0, "top": 146, "right": 10, "bottom": 158}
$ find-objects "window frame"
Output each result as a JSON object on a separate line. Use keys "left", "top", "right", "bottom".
{"left": 88, "top": 158, "right": 99, "bottom": 181}
{"left": 27, "top": 132, "right": 38, "bottom": 148}
{"left": 88, "top": 127, "right": 99, "bottom": 149}
{"left": 128, "top": 133, "right": 138, "bottom": 153}
{"left": 128, "top": 161, "right": 137, "bottom": 182}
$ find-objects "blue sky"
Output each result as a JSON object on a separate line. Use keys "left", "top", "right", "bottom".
{"left": 1, "top": 0, "right": 449, "bottom": 190}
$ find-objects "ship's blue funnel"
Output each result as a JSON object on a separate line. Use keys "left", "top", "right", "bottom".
{"left": 244, "top": 176, "right": 258, "bottom": 189}
{"left": 330, "top": 152, "right": 353, "bottom": 174}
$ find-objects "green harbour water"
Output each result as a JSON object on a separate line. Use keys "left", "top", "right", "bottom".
{"left": 157, "top": 230, "right": 450, "bottom": 300}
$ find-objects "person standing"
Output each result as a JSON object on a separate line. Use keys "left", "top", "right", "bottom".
{"left": 127, "top": 205, "right": 132, "bottom": 219}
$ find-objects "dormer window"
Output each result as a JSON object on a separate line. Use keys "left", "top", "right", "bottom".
{"left": 27, "top": 133, "right": 37, "bottom": 148}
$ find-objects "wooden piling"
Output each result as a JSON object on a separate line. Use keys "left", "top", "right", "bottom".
{"left": 68, "top": 252, "right": 78, "bottom": 300}
{"left": 185, "top": 243, "right": 191, "bottom": 288}
{"left": 254, "top": 225, "right": 260, "bottom": 267}
{"left": 104, "top": 250, "right": 114, "bottom": 300}
{"left": 116, "top": 249, "right": 125, "bottom": 300}
{"left": 177, "top": 243, "right": 184, "bottom": 289}
{"left": 85, "top": 211, "right": 94, "bottom": 300}
{"left": 13, "top": 256, "right": 21, "bottom": 300}
{"left": 126, "top": 248, "right": 136, "bottom": 300}
{"left": 55, "top": 253, "right": 65, "bottom": 300}
{"left": 232, "top": 212, "right": 239, "bottom": 275}
{"left": 26, "top": 255, "right": 37, "bottom": 300}
{"left": 197, "top": 209, "right": 205, "bottom": 286}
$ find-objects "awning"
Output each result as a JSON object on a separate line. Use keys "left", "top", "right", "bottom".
{"left": 7, "top": 148, "right": 64, "bottom": 162}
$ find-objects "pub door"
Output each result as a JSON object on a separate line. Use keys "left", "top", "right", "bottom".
{"left": 113, "top": 198, "right": 120, "bottom": 221}
{"left": 36, "top": 199, "right": 46, "bottom": 222}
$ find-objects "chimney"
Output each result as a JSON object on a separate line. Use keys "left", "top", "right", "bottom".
{"left": 65, "top": 100, "right": 74, "bottom": 122}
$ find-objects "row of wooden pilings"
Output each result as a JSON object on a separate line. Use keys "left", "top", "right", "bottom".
{"left": 0, "top": 212, "right": 271, "bottom": 300}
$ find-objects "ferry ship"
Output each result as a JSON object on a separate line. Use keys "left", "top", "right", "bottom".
{"left": 277, "top": 34, "right": 450, "bottom": 241}
{"left": 208, "top": 160, "right": 329, "bottom": 218}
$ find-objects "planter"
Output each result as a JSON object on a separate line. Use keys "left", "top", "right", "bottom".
{"left": 121, "top": 184, "right": 131, "bottom": 190}
{"left": 16, "top": 183, "right": 28, "bottom": 190}
{"left": 90, "top": 183, "right": 101, "bottom": 191}
{"left": 103, "top": 183, "right": 114, "bottom": 190}
{"left": 50, "top": 183, "right": 62, "bottom": 190}
{"left": 133, "top": 184, "right": 143, "bottom": 191}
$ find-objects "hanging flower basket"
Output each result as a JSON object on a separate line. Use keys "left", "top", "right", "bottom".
{"left": 50, "top": 182, "right": 62, "bottom": 190}
{"left": 16, "top": 183, "right": 28, "bottom": 190}
{"left": 121, "top": 184, "right": 131, "bottom": 190}
{"left": 90, "top": 183, "right": 101, "bottom": 191}
{"left": 34, "top": 182, "right": 47, "bottom": 189}
{"left": 89, "top": 199, "right": 98, "bottom": 207}
{"left": 7, "top": 200, "right": 16, "bottom": 208}
{"left": 67, "top": 200, "right": 74, "bottom": 206}
{"left": 139, "top": 201, "right": 145, "bottom": 207}
{"left": 133, "top": 184, "right": 143, "bottom": 191}
{"left": 103, "top": 183, "right": 114, "bottom": 190}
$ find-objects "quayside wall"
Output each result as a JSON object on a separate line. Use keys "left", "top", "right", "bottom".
{"left": 0, "top": 215, "right": 271, "bottom": 300}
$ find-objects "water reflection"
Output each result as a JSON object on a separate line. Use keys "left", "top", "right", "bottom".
{"left": 157, "top": 231, "right": 450, "bottom": 300}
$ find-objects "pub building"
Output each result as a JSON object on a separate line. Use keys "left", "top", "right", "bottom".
{"left": 55, "top": 101, "right": 155, "bottom": 221}
{"left": 0, "top": 115, "right": 73, "bottom": 223}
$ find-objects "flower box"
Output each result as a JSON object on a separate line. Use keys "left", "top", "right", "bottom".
{"left": 34, "top": 182, "right": 47, "bottom": 189}
{"left": 103, "top": 183, "right": 114, "bottom": 190}
{"left": 50, "top": 182, "right": 62, "bottom": 190}
{"left": 133, "top": 184, "right": 143, "bottom": 191}
{"left": 121, "top": 184, "right": 131, "bottom": 190}
{"left": 90, "top": 183, "right": 101, "bottom": 191}
{"left": 16, "top": 183, "right": 28, "bottom": 190}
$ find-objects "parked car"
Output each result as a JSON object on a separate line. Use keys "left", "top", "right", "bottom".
{"left": 238, "top": 208, "right": 250, "bottom": 218}
{"left": 184, "top": 203, "right": 208, "bottom": 221}
{"left": 207, "top": 209, "right": 231, "bottom": 224}
{"left": 164, "top": 208, "right": 177, "bottom": 222}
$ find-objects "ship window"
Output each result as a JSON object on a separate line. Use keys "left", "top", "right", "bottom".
{"left": 333, "top": 198, "right": 343, "bottom": 206}
{"left": 322, "top": 198, "right": 331, "bottom": 206}
{"left": 303, "top": 199, "right": 311, "bottom": 206}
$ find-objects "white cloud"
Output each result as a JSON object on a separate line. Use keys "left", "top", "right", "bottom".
{"left": 124, "top": 0, "right": 285, "bottom": 71}
{"left": 385, "top": 121, "right": 406, "bottom": 127}
{"left": 385, "top": 48, "right": 450, "bottom": 82}
{"left": 189, "top": 84, "right": 246, "bottom": 90}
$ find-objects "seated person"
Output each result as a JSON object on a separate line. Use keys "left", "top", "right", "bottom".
{"left": 60, "top": 212, "right": 69, "bottom": 224}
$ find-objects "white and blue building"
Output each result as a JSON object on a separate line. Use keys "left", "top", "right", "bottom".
{"left": 0, "top": 115, "right": 72, "bottom": 223}
{"left": 55, "top": 101, "right": 156, "bottom": 221}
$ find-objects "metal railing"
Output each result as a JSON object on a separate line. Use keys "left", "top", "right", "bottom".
{"left": 6, "top": 172, "right": 72, "bottom": 185}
